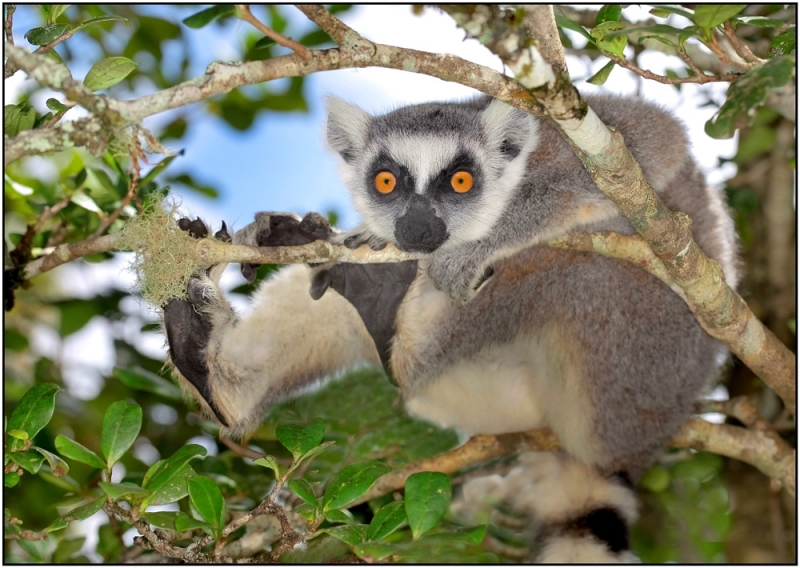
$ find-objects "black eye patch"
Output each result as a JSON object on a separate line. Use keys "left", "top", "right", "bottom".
{"left": 427, "top": 152, "right": 481, "bottom": 200}
{"left": 366, "top": 152, "right": 415, "bottom": 200}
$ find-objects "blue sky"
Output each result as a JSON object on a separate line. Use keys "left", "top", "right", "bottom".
{"left": 10, "top": 5, "right": 738, "bottom": 235}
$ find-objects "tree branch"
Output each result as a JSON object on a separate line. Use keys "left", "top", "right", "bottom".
{"left": 439, "top": 5, "right": 795, "bottom": 415}
{"left": 5, "top": 27, "right": 543, "bottom": 164}
{"left": 237, "top": 4, "right": 310, "bottom": 61}
{"left": 353, "top": 416, "right": 795, "bottom": 506}
{"left": 522, "top": 5, "right": 567, "bottom": 75}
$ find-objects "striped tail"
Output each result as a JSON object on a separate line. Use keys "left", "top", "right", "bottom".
{"left": 454, "top": 451, "right": 640, "bottom": 563}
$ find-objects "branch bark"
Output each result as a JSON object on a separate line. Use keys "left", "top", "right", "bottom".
{"left": 353, "top": 417, "right": 796, "bottom": 507}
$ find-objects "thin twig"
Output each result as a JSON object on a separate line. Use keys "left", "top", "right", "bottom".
{"left": 91, "top": 139, "right": 143, "bottom": 238}
{"left": 237, "top": 4, "right": 310, "bottom": 61}
{"left": 722, "top": 20, "right": 764, "bottom": 65}
{"left": 220, "top": 436, "right": 263, "bottom": 460}
{"left": 605, "top": 52, "right": 740, "bottom": 84}
{"left": 4, "top": 4, "right": 14, "bottom": 44}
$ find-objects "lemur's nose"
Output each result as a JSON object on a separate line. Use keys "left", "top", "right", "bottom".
{"left": 394, "top": 197, "right": 449, "bottom": 253}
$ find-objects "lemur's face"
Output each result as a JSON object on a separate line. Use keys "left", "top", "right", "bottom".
{"left": 326, "top": 97, "right": 539, "bottom": 253}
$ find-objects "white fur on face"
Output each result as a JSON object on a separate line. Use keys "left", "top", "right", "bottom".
{"left": 383, "top": 135, "right": 460, "bottom": 194}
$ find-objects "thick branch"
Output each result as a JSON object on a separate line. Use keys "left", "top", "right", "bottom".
{"left": 522, "top": 6, "right": 567, "bottom": 75}
{"left": 440, "top": 6, "right": 795, "bottom": 414}
{"left": 4, "top": 26, "right": 544, "bottom": 163}
{"left": 354, "top": 417, "right": 795, "bottom": 506}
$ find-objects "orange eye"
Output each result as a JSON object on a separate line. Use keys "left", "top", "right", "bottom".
{"left": 451, "top": 171, "right": 473, "bottom": 193}
{"left": 375, "top": 171, "right": 396, "bottom": 194}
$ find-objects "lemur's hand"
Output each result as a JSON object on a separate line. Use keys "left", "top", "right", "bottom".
{"left": 427, "top": 247, "right": 495, "bottom": 305}
{"left": 330, "top": 225, "right": 390, "bottom": 252}
{"left": 234, "top": 212, "right": 335, "bottom": 282}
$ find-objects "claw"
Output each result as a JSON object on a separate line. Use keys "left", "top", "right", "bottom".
{"left": 241, "top": 263, "right": 258, "bottom": 283}
{"left": 309, "top": 269, "right": 333, "bottom": 300}
{"left": 190, "top": 218, "right": 209, "bottom": 238}
{"left": 215, "top": 221, "right": 232, "bottom": 242}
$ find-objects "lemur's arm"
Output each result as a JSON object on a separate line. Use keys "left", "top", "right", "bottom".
{"left": 164, "top": 213, "right": 417, "bottom": 437}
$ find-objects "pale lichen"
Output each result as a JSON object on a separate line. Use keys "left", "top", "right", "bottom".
{"left": 119, "top": 196, "right": 207, "bottom": 307}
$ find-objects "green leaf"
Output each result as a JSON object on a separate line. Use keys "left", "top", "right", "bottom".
{"left": 47, "top": 496, "right": 108, "bottom": 531}
{"left": 71, "top": 14, "right": 129, "bottom": 33}
{"left": 53, "top": 537, "right": 85, "bottom": 563}
{"left": 24, "top": 24, "right": 69, "bottom": 46}
{"left": 33, "top": 447, "right": 69, "bottom": 476}
{"left": 322, "top": 524, "right": 365, "bottom": 547}
{"left": 113, "top": 367, "right": 182, "bottom": 401}
{"left": 649, "top": 5, "right": 695, "bottom": 19}
{"left": 366, "top": 501, "right": 406, "bottom": 541}
{"left": 289, "top": 478, "right": 318, "bottom": 508}
{"left": 48, "top": 5, "right": 70, "bottom": 22}
{"left": 586, "top": 60, "right": 616, "bottom": 85}
{"left": 604, "top": 24, "right": 695, "bottom": 39}
{"left": 404, "top": 472, "right": 451, "bottom": 540}
{"left": 101, "top": 400, "right": 143, "bottom": 469}
{"left": 147, "top": 464, "right": 195, "bottom": 506}
{"left": 70, "top": 192, "right": 102, "bottom": 213}
{"left": 640, "top": 465, "right": 671, "bottom": 492}
{"left": 769, "top": 27, "right": 796, "bottom": 58}
{"left": 254, "top": 36, "right": 277, "bottom": 50}
{"left": 554, "top": 9, "right": 595, "bottom": 45}
{"left": 7, "top": 429, "right": 28, "bottom": 441}
{"left": 97, "top": 524, "right": 121, "bottom": 562}
{"left": 143, "top": 444, "right": 207, "bottom": 490}
{"left": 5, "top": 472, "right": 20, "bottom": 488}
{"left": 276, "top": 422, "right": 325, "bottom": 458}
{"left": 144, "top": 511, "right": 179, "bottom": 530}
{"left": 3, "top": 103, "right": 37, "bottom": 137}
{"left": 182, "top": 5, "right": 237, "bottom": 28}
{"left": 39, "top": 470, "right": 82, "bottom": 493}
{"left": 188, "top": 476, "right": 226, "bottom": 538}
{"left": 8, "top": 451, "right": 44, "bottom": 474}
{"left": 325, "top": 508, "right": 356, "bottom": 525}
{"left": 253, "top": 455, "right": 281, "bottom": 478}
{"left": 295, "top": 503, "right": 317, "bottom": 522}
{"left": 138, "top": 155, "right": 180, "bottom": 188}
{"left": 83, "top": 56, "right": 137, "bottom": 92}
{"left": 705, "top": 55, "right": 795, "bottom": 139}
{"left": 734, "top": 16, "right": 786, "bottom": 28}
{"left": 322, "top": 460, "right": 391, "bottom": 512}
{"left": 591, "top": 21, "right": 627, "bottom": 58}
{"left": 99, "top": 481, "right": 151, "bottom": 502}
{"left": 174, "top": 512, "right": 212, "bottom": 533}
{"left": 353, "top": 542, "right": 398, "bottom": 562}
{"left": 595, "top": 5, "right": 622, "bottom": 25}
{"left": 692, "top": 5, "right": 746, "bottom": 30}
{"left": 419, "top": 524, "right": 487, "bottom": 546}
{"left": 55, "top": 435, "right": 105, "bottom": 469}
{"left": 7, "top": 383, "right": 60, "bottom": 451}
{"left": 46, "top": 98, "right": 69, "bottom": 113}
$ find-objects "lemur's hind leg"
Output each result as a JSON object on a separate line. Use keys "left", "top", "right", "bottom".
{"left": 163, "top": 212, "right": 389, "bottom": 437}
{"left": 164, "top": 217, "right": 235, "bottom": 425}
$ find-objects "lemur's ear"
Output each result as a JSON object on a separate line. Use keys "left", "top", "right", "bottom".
{"left": 326, "top": 97, "right": 371, "bottom": 163}
{"left": 480, "top": 98, "right": 539, "bottom": 160}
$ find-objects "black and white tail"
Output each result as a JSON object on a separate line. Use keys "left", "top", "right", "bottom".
{"left": 457, "top": 451, "right": 639, "bottom": 563}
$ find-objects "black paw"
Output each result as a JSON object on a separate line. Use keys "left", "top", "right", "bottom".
{"left": 342, "top": 231, "right": 388, "bottom": 251}
{"left": 163, "top": 293, "right": 229, "bottom": 428}
{"left": 238, "top": 212, "right": 334, "bottom": 282}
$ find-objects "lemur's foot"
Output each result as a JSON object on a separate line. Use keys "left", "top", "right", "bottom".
{"left": 428, "top": 250, "right": 495, "bottom": 305}
{"left": 164, "top": 216, "right": 234, "bottom": 425}
{"left": 235, "top": 212, "right": 336, "bottom": 282}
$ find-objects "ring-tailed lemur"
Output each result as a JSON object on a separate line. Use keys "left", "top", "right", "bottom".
{"left": 163, "top": 94, "right": 738, "bottom": 562}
